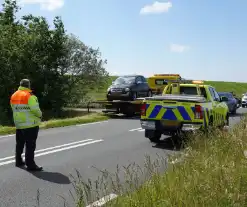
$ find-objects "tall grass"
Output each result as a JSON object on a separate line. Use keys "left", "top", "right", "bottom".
{"left": 68, "top": 116, "right": 247, "bottom": 207}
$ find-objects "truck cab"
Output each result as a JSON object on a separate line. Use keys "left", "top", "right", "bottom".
{"left": 147, "top": 74, "right": 182, "bottom": 95}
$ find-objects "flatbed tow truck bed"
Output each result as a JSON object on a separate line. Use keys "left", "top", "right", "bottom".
{"left": 87, "top": 99, "right": 145, "bottom": 117}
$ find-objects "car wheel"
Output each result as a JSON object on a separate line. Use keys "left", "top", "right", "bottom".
{"left": 147, "top": 90, "right": 152, "bottom": 97}
{"left": 131, "top": 92, "right": 138, "bottom": 100}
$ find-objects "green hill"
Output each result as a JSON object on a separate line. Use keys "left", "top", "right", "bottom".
{"left": 205, "top": 81, "right": 247, "bottom": 96}
{"left": 90, "top": 76, "right": 247, "bottom": 101}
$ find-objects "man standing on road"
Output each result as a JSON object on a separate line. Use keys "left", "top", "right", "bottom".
{"left": 10, "top": 79, "right": 43, "bottom": 171}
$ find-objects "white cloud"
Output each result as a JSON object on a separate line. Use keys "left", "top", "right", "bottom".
{"left": 19, "top": 0, "right": 64, "bottom": 11}
{"left": 140, "top": 1, "right": 172, "bottom": 15}
{"left": 170, "top": 43, "right": 190, "bottom": 53}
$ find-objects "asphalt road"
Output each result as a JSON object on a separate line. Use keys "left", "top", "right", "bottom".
{"left": 0, "top": 108, "right": 246, "bottom": 207}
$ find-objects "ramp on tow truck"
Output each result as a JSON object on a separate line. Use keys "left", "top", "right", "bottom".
{"left": 87, "top": 98, "right": 145, "bottom": 117}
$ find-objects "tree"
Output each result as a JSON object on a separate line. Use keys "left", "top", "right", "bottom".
{"left": 0, "top": 0, "right": 108, "bottom": 125}
{"left": 60, "top": 34, "right": 109, "bottom": 106}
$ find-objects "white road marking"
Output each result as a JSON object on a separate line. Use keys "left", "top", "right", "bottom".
{"left": 129, "top": 128, "right": 144, "bottom": 132}
{"left": 0, "top": 139, "right": 103, "bottom": 167}
{"left": 0, "top": 139, "right": 94, "bottom": 162}
{"left": 86, "top": 193, "right": 118, "bottom": 207}
{"left": 129, "top": 127, "right": 142, "bottom": 131}
{"left": 0, "top": 134, "right": 14, "bottom": 139}
{"left": 0, "top": 121, "right": 109, "bottom": 139}
{"left": 76, "top": 120, "right": 109, "bottom": 126}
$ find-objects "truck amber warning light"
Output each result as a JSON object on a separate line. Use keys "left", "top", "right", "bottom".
{"left": 192, "top": 80, "right": 204, "bottom": 84}
{"left": 154, "top": 74, "right": 180, "bottom": 77}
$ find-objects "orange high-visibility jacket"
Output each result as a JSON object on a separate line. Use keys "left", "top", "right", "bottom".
{"left": 10, "top": 86, "right": 42, "bottom": 129}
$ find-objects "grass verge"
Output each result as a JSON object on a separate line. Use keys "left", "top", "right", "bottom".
{"left": 70, "top": 117, "right": 247, "bottom": 207}
{"left": 0, "top": 112, "right": 108, "bottom": 135}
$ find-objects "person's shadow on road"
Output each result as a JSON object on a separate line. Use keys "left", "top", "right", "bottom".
{"left": 27, "top": 170, "right": 71, "bottom": 184}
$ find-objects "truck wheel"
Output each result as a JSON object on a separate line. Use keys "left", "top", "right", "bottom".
{"left": 145, "top": 129, "right": 161, "bottom": 143}
{"left": 225, "top": 113, "right": 229, "bottom": 126}
{"left": 209, "top": 116, "right": 213, "bottom": 126}
{"left": 231, "top": 106, "right": 237, "bottom": 114}
{"left": 122, "top": 105, "right": 135, "bottom": 117}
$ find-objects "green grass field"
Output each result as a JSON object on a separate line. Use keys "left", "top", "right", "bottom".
{"left": 205, "top": 81, "right": 247, "bottom": 97}
{"left": 90, "top": 76, "right": 247, "bottom": 101}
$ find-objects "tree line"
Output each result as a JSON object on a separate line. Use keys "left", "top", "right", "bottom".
{"left": 0, "top": 0, "right": 109, "bottom": 125}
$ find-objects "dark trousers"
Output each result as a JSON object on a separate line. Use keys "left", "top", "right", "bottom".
{"left": 15, "top": 126, "right": 39, "bottom": 167}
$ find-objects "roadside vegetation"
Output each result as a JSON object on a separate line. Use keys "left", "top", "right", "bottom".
{"left": 0, "top": 112, "right": 108, "bottom": 135}
{"left": 205, "top": 81, "right": 247, "bottom": 97}
{"left": 67, "top": 116, "right": 247, "bottom": 207}
{"left": 0, "top": 0, "right": 109, "bottom": 127}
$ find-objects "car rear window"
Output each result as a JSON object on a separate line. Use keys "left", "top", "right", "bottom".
{"left": 180, "top": 86, "right": 198, "bottom": 95}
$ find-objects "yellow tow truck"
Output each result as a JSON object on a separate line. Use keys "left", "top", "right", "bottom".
{"left": 147, "top": 74, "right": 182, "bottom": 95}
{"left": 140, "top": 80, "right": 229, "bottom": 143}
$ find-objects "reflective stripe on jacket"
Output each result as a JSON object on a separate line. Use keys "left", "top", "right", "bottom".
{"left": 10, "top": 86, "right": 42, "bottom": 129}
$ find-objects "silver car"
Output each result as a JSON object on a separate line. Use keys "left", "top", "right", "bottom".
{"left": 242, "top": 93, "right": 247, "bottom": 107}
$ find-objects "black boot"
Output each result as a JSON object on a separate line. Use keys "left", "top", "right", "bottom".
{"left": 15, "top": 158, "right": 25, "bottom": 168}
{"left": 26, "top": 164, "right": 43, "bottom": 171}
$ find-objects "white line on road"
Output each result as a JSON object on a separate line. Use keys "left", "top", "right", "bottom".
{"left": 0, "top": 134, "right": 14, "bottom": 139}
{"left": 76, "top": 120, "right": 109, "bottom": 126}
{"left": 0, "top": 139, "right": 103, "bottom": 167}
{"left": 129, "top": 127, "right": 142, "bottom": 131}
{"left": 86, "top": 193, "right": 118, "bottom": 207}
{"left": 0, "top": 139, "right": 94, "bottom": 162}
{"left": 129, "top": 128, "right": 144, "bottom": 132}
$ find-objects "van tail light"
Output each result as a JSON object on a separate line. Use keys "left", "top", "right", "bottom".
{"left": 140, "top": 103, "right": 146, "bottom": 116}
{"left": 194, "top": 105, "right": 203, "bottom": 119}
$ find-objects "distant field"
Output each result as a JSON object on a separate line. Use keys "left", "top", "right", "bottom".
{"left": 205, "top": 81, "right": 247, "bottom": 96}
{"left": 89, "top": 76, "right": 247, "bottom": 101}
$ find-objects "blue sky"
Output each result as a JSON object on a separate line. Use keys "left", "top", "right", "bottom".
{"left": 2, "top": 0, "right": 247, "bottom": 82}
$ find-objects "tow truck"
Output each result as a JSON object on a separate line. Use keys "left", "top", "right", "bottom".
{"left": 139, "top": 80, "right": 230, "bottom": 143}
{"left": 87, "top": 74, "right": 183, "bottom": 117}
{"left": 147, "top": 74, "right": 182, "bottom": 95}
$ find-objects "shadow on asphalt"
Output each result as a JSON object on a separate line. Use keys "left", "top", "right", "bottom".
{"left": 152, "top": 137, "right": 185, "bottom": 151}
{"left": 28, "top": 171, "right": 71, "bottom": 184}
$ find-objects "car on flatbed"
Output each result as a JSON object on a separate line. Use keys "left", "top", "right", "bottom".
{"left": 107, "top": 75, "right": 152, "bottom": 101}
{"left": 139, "top": 80, "right": 229, "bottom": 143}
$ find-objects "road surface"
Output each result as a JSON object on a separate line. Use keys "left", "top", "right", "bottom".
{"left": 0, "top": 108, "right": 246, "bottom": 207}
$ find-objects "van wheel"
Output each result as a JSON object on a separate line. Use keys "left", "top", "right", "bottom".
{"left": 145, "top": 129, "right": 161, "bottom": 143}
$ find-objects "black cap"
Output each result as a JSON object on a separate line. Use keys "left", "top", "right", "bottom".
{"left": 20, "top": 79, "right": 31, "bottom": 88}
